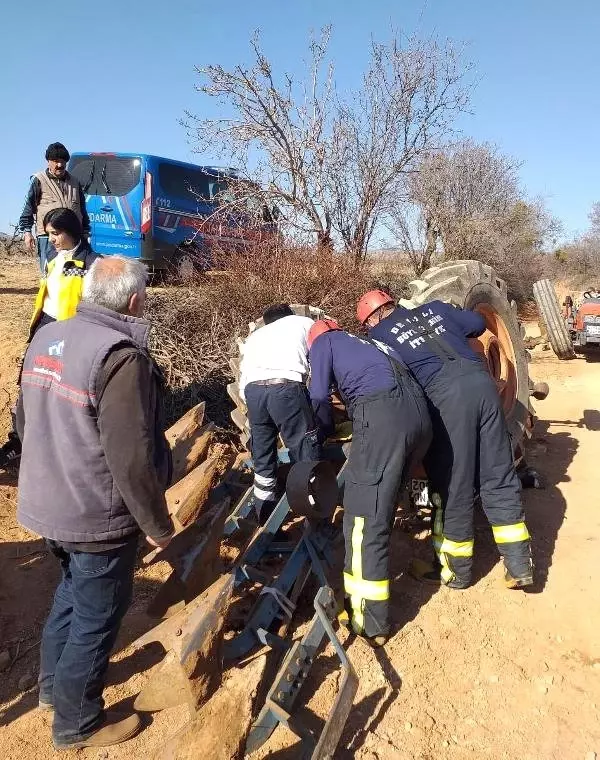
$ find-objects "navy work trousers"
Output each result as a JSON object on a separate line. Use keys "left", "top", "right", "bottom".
{"left": 423, "top": 360, "right": 532, "bottom": 586}
{"left": 245, "top": 381, "right": 322, "bottom": 521}
{"left": 343, "top": 379, "right": 432, "bottom": 638}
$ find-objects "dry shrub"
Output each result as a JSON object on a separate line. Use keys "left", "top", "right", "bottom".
{"left": 148, "top": 242, "right": 403, "bottom": 429}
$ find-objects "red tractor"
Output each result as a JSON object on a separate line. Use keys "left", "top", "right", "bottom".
{"left": 533, "top": 279, "right": 600, "bottom": 359}
{"left": 563, "top": 289, "right": 600, "bottom": 351}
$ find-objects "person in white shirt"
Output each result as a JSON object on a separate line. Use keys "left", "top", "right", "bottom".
{"left": 239, "top": 304, "right": 322, "bottom": 522}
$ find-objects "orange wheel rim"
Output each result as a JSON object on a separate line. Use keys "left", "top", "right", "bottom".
{"left": 469, "top": 304, "right": 517, "bottom": 417}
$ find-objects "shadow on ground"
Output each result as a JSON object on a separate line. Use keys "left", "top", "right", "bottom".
{"left": 0, "top": 535, "right": 166, "bottom": 728}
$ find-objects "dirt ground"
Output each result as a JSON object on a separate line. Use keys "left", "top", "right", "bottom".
{"left": 0, "top": 260, "right": 599, "bottom": 760}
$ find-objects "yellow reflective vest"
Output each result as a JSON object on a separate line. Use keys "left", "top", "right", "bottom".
{"left": 29, "top": 244, "right": 98, "bottom": 340}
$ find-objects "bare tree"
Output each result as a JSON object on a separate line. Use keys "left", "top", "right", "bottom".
{"left": 389, "top": 141, "right": 561, "bottom": 276}
{"left": 0, "top": 226, "right": 28, "bottom": 258}
{"left": 187, "top": 28, "right": 472, "bottom": 260}
{"left": 589, "top": 201, "right": 600, "bottom": 235}
{"left": 390, "top": 141, "right": 524, "bottom": 272}
{"left": 553, "top": 204, "right": 600, "bottom": 280}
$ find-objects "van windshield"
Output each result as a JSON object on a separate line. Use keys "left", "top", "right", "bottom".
{"left": 70, "top": 156, "right": 142, "bottom": 197}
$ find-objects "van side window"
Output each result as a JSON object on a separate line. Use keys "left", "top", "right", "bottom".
{"left": 158, "top": 163, "right": 212, "bottom": 201}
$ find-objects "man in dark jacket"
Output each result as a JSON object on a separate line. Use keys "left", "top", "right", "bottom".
{"left": 18, "top": 142, "right": 90, "bottom": 271}
{"left": 17, "top": 256, "right": 173, "bottom": 750}
{"left": 357, "top": 290, "right": 533, "bottom": 592}
{"left": 308, "top": 319, "right": 431, "bottom": 646}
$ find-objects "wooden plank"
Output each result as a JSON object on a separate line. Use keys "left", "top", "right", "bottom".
{"left": 171, "top": 422, "right": 216, "bottom": 484}
{"left": 166, "top": 402, "right": 206, "bottom": 447}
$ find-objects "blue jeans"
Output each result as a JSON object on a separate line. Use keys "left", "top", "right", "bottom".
{"left": 37, "top": 235, "right": 51, "bottom": 272}
{"left": 39, "top": 538, "right": 138, "bottom": 747}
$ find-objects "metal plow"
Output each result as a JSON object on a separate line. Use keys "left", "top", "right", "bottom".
{"left": 133, "top": 434, "right": 357, "bottom": 760}
{"left": 246, "top": 586, "right": 358, "bottom": 759}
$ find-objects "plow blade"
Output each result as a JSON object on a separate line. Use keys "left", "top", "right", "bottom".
{"left": 133, "top": 572, "right": 234, "bottom": 714}
{"left": 145, "top": 497, "right": 230, "bottom": 619}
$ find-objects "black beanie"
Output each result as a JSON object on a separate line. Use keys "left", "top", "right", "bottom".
{"left": 45, "top": 142, "right": 70, "bottom": 162}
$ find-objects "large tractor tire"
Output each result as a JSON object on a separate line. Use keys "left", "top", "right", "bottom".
{"left": 228, "top": 261, "right": 540, "bottom": 451}
{"left": 227, "top": 304, "right": 327, "bottom": 448}
{"left": 532, "top": 278, "right": 576, "bottom": 360}
{"left": 401, "top": 260, "right": 535, "bottom": 445}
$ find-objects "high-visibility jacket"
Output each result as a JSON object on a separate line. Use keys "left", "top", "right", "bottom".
{"left": 29, "top": 242, "right": 99, "bottom": 340}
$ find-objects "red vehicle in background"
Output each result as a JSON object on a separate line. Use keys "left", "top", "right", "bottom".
{"left": 563, "top": 289, "right": 600, "bottom": 351}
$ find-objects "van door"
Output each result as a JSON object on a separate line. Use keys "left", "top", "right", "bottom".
{"left": 69, "top": 154, "right": 144, "bottom": 257}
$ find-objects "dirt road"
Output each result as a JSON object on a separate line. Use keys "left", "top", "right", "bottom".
{"left": 0, "top": 260, "right": 599, "bottom": 759}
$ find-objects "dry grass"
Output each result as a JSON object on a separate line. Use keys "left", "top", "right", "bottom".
{"left": 148, "top": 243, "right": 408, "bottom": 428}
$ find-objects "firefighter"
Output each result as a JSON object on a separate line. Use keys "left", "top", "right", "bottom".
{"left": 308, "top": 320, "right": 432, "bottom": 645}
{"left": 239, "top": 304, "right": 321, "bottom": 524}
{"left": 356, "top": 290, "right": 533, "bottom": 591}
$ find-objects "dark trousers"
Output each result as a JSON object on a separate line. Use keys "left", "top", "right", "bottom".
{"left": 37, "top": 235, "right": 51, "bottom": 273}
{"left": 245, "top": 381, "right": 322, "bottom": 521}
{"left": 343, "top": 380, "right": 432, "bottom": 637}
{"left": 0, "top": 312, "right": 56, "bottom": 462}
{"left": 423, "top": 361, "right": 531, "bottom": 586}
{"left": 39, "top": 538, "right": 138, "bottom": 747}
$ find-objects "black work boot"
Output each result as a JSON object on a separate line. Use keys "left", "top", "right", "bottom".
{"left": 408, "top": 558, "right": 471, "bottom": 589}
{"left": 338, "top": 599, "right": 390, "bottom": 648}
{"left": 503, "top": 554, "right": 534, "bottom": 589}
{"left": 504, "top": 567, "right": 534, "bottom": 589}
{"left": 0, "top": 432, "right": 21, "bottom": 469}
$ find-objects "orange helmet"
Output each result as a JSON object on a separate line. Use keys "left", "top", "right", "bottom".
{"left": 356, "top": 290, "right": 394, "bottom": 324}
{"left": 308, "top": 318, "right": 342, "bottom": 349}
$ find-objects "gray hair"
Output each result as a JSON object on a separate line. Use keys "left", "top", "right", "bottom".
{"left": 83, "top": 256, "right": 148, "bottom": 313}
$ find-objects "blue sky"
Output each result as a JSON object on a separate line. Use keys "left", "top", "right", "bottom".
{"left": 1, "top": 0, "right": 599, "bottom": 241}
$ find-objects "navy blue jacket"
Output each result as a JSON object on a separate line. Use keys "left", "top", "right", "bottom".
{"left": 369, "top": 301, "right": 486, "bottom": 389}
{"left": 18, "top": 171, "right": 90, "bottom": 236}
{"left": 308, "top": 330, "right": 396, "bottom": 436}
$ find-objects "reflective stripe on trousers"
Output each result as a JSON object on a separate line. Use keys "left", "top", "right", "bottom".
{"left": 343, "top": 516, "right": 390, "bottom": 634}
{"left": 492, "top": 522, "right": 530, "bottom": 544}
{"left": 253, "top": 472, "right": 278, "bottom": 502}
{"left": 432, "top": 503, "right": 530, "bottom": 584}
{"left": 432, "top": 504, "right": 475, "bottom": 584}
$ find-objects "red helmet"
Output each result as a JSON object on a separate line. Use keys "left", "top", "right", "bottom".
{"left": 308, "top": 318, "right": 342, "bottom": 349}
{"left": 356, "top": 290, "right": 394, "bottom": 325}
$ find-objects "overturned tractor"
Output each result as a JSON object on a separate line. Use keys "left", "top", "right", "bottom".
{"left": 229, "top": 259, "right": 549, "bottom": 492}
{"left": 133, "top": 260, "right": 548, "bottom": 759}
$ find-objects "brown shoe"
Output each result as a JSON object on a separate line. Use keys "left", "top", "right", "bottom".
{"left": 55, "top": 713, "right": 142, "bottom": 750}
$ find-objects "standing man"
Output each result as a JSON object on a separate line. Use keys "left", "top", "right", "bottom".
{"left": 239, "top": 304, "right": 321, "bottom": 523}
{"left": 356, "top": 290, "right": 533, "bottom": 591}
{"left": 308, "top": 320, "right": 431, "bottom": 646}
{"left": 16, "top": 256, "right": 174, "bottom": 750}
{"left": 18, "top": 142, "right": 90, "bottom": 271}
